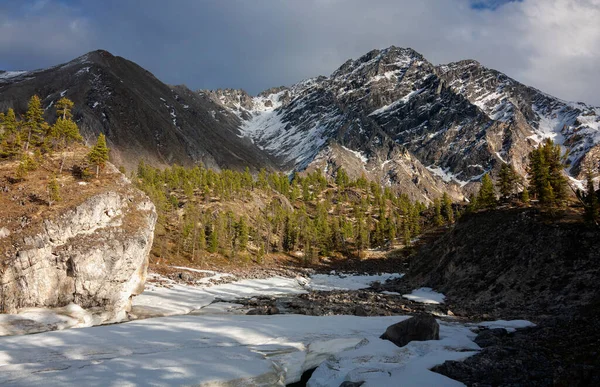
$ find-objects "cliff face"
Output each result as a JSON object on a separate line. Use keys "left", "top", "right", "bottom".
{"left": 0, "top": 159, "right": 156, "bottom": 324}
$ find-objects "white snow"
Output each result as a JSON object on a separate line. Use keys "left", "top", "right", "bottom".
{"left": 60, "top": 89, "right": 68, "bottom": 97}
{"left": 403, "top": 287, "right": 446, "bottom": 304}
{"left": 0, "top": 304, "right": 98, "bottom": 336}
{"left": 92, "top": 101, "right": 100, "bottom": 109}
{"left": 341, "top": 145, "right": 369, "bottom": 164}
{"left": 133, "top": 271, "right": 405, "bottom": 317}
{"left": 426, "top": 165, "right": 470, "bottom": 187}
{"left": 306, "top": 273, "right": 403, "bottom": 291}
{"left": 369, "top": 88, "right": 425, "bottom": 116}
{"left": 473, "top": 319, "right": 536, "bottom": 333}
{"left": 0, "top": 314, "right": 534, "bottom": 386}
{"left": 0, "top": 70, "right": 28, "bottom": 80}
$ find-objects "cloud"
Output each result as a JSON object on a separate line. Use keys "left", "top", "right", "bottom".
{"left": 0, "top": 0, "right": 599, "bottom": 105}
{"left": 0, "top": 1, "right": 93, "bottom": 70}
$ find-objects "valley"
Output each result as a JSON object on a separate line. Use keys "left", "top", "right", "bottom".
{"left": 0, "top": 45, "right": 599, "bottom": 386}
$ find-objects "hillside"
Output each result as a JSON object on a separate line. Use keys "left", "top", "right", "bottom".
{"left": 0, "top": 50, "right": 276, "bottom": 172}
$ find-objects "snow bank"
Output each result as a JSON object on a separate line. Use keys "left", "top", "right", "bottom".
{"left": 0, "top": 314, "right": 403, "bottom": 386}
{"left": 0, "top": 315, "right": 537, "bottom": 386}
{"left": 403, "top": 287, "right": 446, "bottom": 304}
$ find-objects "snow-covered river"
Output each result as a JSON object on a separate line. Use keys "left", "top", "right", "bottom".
{"left": 0, "top": 269, "right": 534, "bottom": 386}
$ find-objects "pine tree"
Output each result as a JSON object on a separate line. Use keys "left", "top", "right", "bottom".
{"left": 497, "top": 163, "right": 520, "bottom": 200}
{"left": 49, "top": 98, "right": 82, "bottom": 172}
{"left": 441, "top": 192, "right": 454, "bottom": 223}
{"left": 237, "top": 217, "right": 249, "bottom": 251}
{"left": 0, "top": 108, "right": 22, "bottom": 158}
{"left": 521, "top": 187, "right": 530, "bottom": 204}
{"left": 478, "top": 173, "right": 497, "bottom": 209}
{"left": 24, "top": 95, "right": 47, "bottom": 150}
{"left": 335, "top": 167, "right": 349, "bottom": 189}
{"left": 87, "top": 133, "right": 109, "bottom": 178}
{"left": 48, "top": 175, "right": 61, "bottom": 206}
{"left": 527, "top": 139, "right": 567, "bottom": 207}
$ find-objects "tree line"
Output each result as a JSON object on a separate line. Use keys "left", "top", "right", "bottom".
{"left": 134, "top": 162, "right": 458, "bottom": 264}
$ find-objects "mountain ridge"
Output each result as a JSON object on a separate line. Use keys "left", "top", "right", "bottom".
{"left": 1, "top": 46, "right": 598, "bottom": 201}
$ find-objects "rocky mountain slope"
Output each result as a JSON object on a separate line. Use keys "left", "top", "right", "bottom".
{"left": 0, "top": 147, "right": 157, "bottom": 325}
{"left": 210, "top": 47, "right": 599, "bottom": 200}
{"left": 0, "top": 50, "right": 276, "bottom": 172}
{"left": 395, "top": 208, "right": 600, "bottom": 320}
{"left": 2, "top": 47, "right": 598, "bottom": 201}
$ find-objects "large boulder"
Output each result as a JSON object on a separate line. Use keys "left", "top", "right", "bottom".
{"left": 380, "top": 315, "right": 440, "bottom": 347}
{"left": 0, "top": 163, "right": 156, "bottom": 324}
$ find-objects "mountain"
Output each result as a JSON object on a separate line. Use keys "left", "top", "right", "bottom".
{"left": 0, "top": 50, "right": 276, "bottom": 172}
{"left": 211, "top": 47, "right": 600, "bottom": 200}
{"left": 1, "top": 47, "right": 599, "bottom": 201}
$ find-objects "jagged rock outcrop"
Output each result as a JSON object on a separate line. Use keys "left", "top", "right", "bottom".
{"left": 0, "top": 164, "right": 157, "bottom": 323}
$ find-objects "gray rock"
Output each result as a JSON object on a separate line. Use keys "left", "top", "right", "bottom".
{"left": 474, "top": 328, "right": 508, "bottom": 348}
{"left": 0, "top": 165, "right": 157, "bottom": 324}
{"left": 380, "top": 315, "right": 440, "bottom": 347}
{"left": 178, "top": 272, "right": 193, "bottom": 282}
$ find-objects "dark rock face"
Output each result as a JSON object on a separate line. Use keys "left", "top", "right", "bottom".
{"left": 474, "top": 328, "right": 508, "bottom": 348}
{"left": 433, "top": 313, "right": 600, "bottom": 386}
{"left": 380, "top": 315, "right": 440, "bottom": 347}
{"left": 397, "top": 208, "right": 600, "bottom": 320}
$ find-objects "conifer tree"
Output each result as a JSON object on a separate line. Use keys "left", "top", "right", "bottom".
{"left": 478, "top": 173, "right": 497, "bottom": 209}
{"left": 237, "top": 217, "right": 249, "bottom": 251}
{"left": 441, "top": 192, "right": 454, "bottom": 223}
{"left": 521, "top": 187, "right": 530, "bottom": 204}
{"left": 48, "top": 175, "right": 61, "bottom": 206}
{"left": 497, "top": 163, "right": 520, "bottom": 200}
{"left": 0, "top": 108, "right": 22, "bottom": 158}
{"left": 335, "top": 167, "right": 349, "bottom": 189}
{"left": 50, "top": 98, "right": 82, "bottom": 172}
{"left": 527, "top": 139, "right": 567, "bottom": 207}
{"left": 24, "top": 95, "right": 47, "bottom": 151}
{"left": 87, "top": 133, "right": 109, "bottom": 178}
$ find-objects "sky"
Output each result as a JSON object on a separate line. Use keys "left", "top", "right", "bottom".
{"left": 0, "top": 0, "right": 599, "bottom": 105}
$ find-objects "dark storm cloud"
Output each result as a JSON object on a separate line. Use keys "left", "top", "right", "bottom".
{"left": 0, "top": 0, "right": 599, "bottom": 104}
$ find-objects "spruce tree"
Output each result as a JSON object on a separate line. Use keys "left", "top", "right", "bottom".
{"left": 237, "top": 217, "right": 249, "bottom": 251}
{"left": 50, "top": 98, "right": 82, "bottom": 172}
{"left": 87, "top": 133, "right": 109, "bottom": 178}
{"left": 527, "top": 139, "right": 567, "bottom": 207}
{"left": 24, "top": 95, "right": 47, "bottom": 150}
{"left": 497, "top": 163, "right": 520, "bottom": 200}
{"left": 442, "top": 192, "right": 454, "bottom": 223}
{"left": 0, "top": 108, "right": 22, "bottom": 158}
{"left": 478, "top": 173, "right": 497, "bottom": 209}
{"left": 48, "top": 175, "right": 61, "bottom": 206}
{"left": 521, "top": 187, "right": 530, "bottom": 204}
